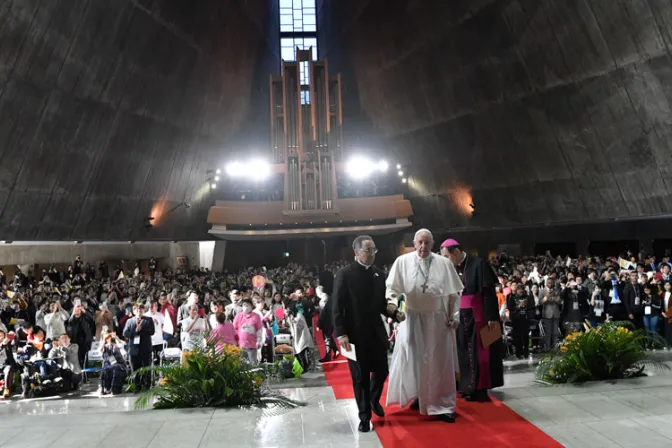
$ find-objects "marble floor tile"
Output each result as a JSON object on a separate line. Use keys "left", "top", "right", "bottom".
{"left": 49, "top": 424, "right": 117, "bottom": 448}
{"left": 561, "top": 392, "right": 647, "bottom": 420}
{"left": 506, "top": 396, "right": 600, "bottom": 425}
{"left": 600, "top": 389, "right": 672, "bottom": 416}
{"left": 1, "top": 426, "right": 69, "bottom": 448}
{"left": 630, "top": 414, "right": 672, "bottom": 440}
{"left": 147, "top": 417, "right": 211, "bottom": 448}
{"left": 537, "top": 422, "right": 615, "bottom": 448}
{"left": 585, "top": 419, "right": 672, "bottom": 448}
{"left": 97, "top": 421, "right": 165, "bottom": 448}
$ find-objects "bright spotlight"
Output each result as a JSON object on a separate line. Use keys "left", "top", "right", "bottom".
{"left": 402, "top": 178, "right": 407, "bottom": 183}
{"left": 214, "top": 176, "right": 220, "bottom": 181}
{"left": 398, "top": 170, "right": 403, "bottom": 176}
{"left": 346, "top": 156, "right": 389, "bottom": 179}
{"left": 225, "top": 159, "right": 271, "bottom": 180}
{"left": 225, "top": 162, "right": 244, "bottom": 177}
{"left": 396, "top": 164, "right": 401, "bottom": 169}
{"left": 250, "top": 158, "right": 271, "bottom": 181}
{"left": 346, "top": 156, "right": 375, "bottom": 179}
{"left": 216, "top": 169, "right": 221, "bottom": 174}
{"left": 211, "top": 183, "right": 217, "bottom": 189}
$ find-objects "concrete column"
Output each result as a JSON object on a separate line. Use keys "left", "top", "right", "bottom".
{"left": 198, "top": 241, "right": 215, "bottom": 270}
{"left": 212, "top": 241, "right": 226, "bottom": 272}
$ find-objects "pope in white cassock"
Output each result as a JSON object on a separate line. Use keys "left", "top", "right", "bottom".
{"left": 385, "top": 229, "right": 464, "bottom": 423}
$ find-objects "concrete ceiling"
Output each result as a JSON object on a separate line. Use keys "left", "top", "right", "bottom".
{"left": 0, "top": 0, "right": 278, "bottom": 241}
{"left": 319, "top": 0, "right": 672, "bottom": 231}
{"left": 4, "top": 0, "right": 672, "bottom": 242}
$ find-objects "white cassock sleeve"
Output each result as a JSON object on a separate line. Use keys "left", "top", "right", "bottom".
{"left": 385, "top": 257, "right": 405, "bottom": 307}
{"left": 442, "top": 259, "right": 464, "bottom": 322}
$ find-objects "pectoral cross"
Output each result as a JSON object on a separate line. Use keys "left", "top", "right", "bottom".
{"left": 422, "top": 283, "right": 428, "bottom": 293}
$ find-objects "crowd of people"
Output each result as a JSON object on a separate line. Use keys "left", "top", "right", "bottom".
{"left": 491, "top": 250, "right": 672, "bottom": 358}
{"left": 0, "top": 257, "right": 351, "bottom": 398}
{"left": 0, "top": 244, "right": 669, "bottom": 403}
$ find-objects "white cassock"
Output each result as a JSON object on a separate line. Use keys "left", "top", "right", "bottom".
{"left": 385, "top": 252, "right": 463, "bottom": 415}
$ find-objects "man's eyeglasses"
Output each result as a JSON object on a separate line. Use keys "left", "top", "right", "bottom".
{"left": 359, "top": 248, "right": 378, "bottom": 254}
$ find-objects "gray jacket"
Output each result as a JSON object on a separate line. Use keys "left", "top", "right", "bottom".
{"left": 49, "top": 343, "right": 82, "bottom": 374}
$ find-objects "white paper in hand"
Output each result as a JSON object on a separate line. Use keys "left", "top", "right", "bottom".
{"left": 340, "top": 343, "right": 357, "bottom": 362}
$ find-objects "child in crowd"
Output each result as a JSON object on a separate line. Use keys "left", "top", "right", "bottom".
{"left": 209, "top": 311, "right": 237, "bottom": 352}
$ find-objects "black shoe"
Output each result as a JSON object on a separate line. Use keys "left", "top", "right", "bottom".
{"left": 358, "top": 421, "right": 372, "bottom": 432}
{"left": 436, "top": 413, "right": 456, "bottom": 423}
{"left": 319, "top": 353, "right": 331, "bottom": 363}
{"left": 465, "top": 390, "right": 490, "bottom": 402}
{"left": 371, "top": 401, "right": 385, "bottom": 417}
{"left": 409, "top": 398, "right": 419, "bottom": 410}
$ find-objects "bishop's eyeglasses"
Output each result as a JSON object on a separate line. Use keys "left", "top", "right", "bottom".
{"left": 359, "top": 247, "right": 378, "bottom": 254}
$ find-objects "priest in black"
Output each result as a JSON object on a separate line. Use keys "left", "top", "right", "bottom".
{"left": 332, "top": 235, "right": 404, "bottom": 433}
{"left": 441, "top": 239, "right": 504, "bottom": 402}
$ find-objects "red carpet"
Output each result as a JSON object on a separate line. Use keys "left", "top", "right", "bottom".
{"left": 314, "top": 325, "right": 561, "bottom": 448}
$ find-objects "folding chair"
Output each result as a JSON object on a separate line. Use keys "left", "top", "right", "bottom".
{"left": 160, "top": 340, "right": 182, "bottom": 367}
{"left": 273, "top": 333, "right": 294, "bottom": 362}
{"left": 82, "top": 348, "right": 103, "bottom": 383}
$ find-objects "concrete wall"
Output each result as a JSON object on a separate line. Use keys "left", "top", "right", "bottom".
{"left": 320, "top": 0, "right": 672, "bottom": 231}
{"left": 0, "top": 0, "right": 280, "bottom": 241}
{"left": 0, "top": 242, "right": 201, "bottom": 269}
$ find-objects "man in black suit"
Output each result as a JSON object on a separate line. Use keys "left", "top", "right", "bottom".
{"left": 622, "top": 272, "right": 643, "bottom": 329}
{"left": 332, "top": 235, "right": 405, "bottom": 433}
{"left": 123, "top": 303, "right": 155, "bottom": 392}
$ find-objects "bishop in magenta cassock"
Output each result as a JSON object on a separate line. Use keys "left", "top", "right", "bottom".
{"left": 441, "top": 239, "right": 504, "bottom": 402}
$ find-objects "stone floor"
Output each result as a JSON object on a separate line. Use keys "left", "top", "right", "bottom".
{"left": 1, "top": 357, "right": 672, "bottom": 447}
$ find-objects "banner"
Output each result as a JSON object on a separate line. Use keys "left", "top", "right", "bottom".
{"left": 618, "top": 257, "right": 636, "bottom": 271}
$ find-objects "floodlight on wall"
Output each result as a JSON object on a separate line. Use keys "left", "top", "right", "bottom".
{"left": 224, "top": 158, "right": 271, "bottom": 181}
{"left": 398, "top": 170, "right": 404, "bottom": 176}
{"left": 402, "top": 178, "right": 407, "bottom": 183}
{"left": 396, "top": 164, "right": 401, "bottom": 169}
{"left": 216, "top": 169, "right": 221, "bottom": 174}
{"left": 345, "top": 156, "right": 389, "bottom": 180}
{"left": 214, "top": 176, "right": 220, "bottom": 181}
{"left": 211, "top": 183, "right": 217, "bottom": 189}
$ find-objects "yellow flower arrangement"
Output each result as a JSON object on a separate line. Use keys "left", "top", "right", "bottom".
{"left": 537, "top": 322, "right": 667, "bottom": 384}
{"left": 223, "top": 344, "right": 242, "bottom": 357}
{"left": 254, "top": 375, "right": 263, "bottom": 387}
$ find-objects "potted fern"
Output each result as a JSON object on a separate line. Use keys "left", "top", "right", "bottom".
{"left": 536, "top": 321, "right": 669, "bottom": 384}
{"left": 132, "top": 341, "right": 303, "bottom": 410}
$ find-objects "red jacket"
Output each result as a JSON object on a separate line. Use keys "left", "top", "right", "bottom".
{"left": 161, "top": 303, "right": 177, "bottom": 330}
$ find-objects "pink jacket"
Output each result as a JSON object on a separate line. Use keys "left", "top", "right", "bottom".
{"left": 209, "top": 322, "right": 237, "bottom": 352}
{"left": 233, "top": 312, "right": 262, "bottom": 349}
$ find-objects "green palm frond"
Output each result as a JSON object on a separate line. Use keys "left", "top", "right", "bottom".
{"left": 537, "top": 321, "right": 669, "bottom": 384}
{"left": 131, "top": 339, "right": 304, "bottom": 411}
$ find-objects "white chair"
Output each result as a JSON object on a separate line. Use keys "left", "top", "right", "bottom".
{"left": 160, "top": 341, "right": 182, "bottom": 367}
